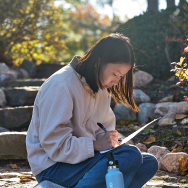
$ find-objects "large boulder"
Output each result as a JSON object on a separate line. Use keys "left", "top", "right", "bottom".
{"left": 161, "top": 153, "right": 188, "bottom": 173}
{"left": 0, "top": 89, "right": 7, "bottom": 107}
{"left": 113, "top": 104, "right": 137, "bottom": 123}
{"left": 0, "top": 63, "right": 9, "bottom": 74}
{"left": 155, "top": 101, "right": 188, "bottom": 126}
{"left": 20, "top": 59, "right": 36, "bottom": 78}
{"left": 133, "top": 89, "right": 150, "bottom": 105}
{"left": 0, "top": 132, "right": 27, "bottom": 159}
{"left": 148, "top": 146, "right": 170, "bottom": 170}
{"left": 133, "top": 70, "right": 153, "bottom": 88}
{"left": 0, "top": 63, "right": 16, "bottom": 82}
{"left": 138, "top": 103, "right": 156, "bottom": 123}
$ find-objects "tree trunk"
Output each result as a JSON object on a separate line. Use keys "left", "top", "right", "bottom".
{"left": 167, "top": 0, "right": 175, "bottom": 7}
{"left": 147, "top": 0, "right": 158, "bottom": 12}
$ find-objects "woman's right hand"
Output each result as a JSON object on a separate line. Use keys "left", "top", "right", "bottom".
{"left": 93, "top": 130, "right": 119, "bottom": 151}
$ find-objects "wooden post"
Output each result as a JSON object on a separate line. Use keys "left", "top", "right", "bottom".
{"left": 147, "top": 0, "right": 158, "bottom": 12}
{"left": 167, "top": 0, "right": 175, "bottom": 7}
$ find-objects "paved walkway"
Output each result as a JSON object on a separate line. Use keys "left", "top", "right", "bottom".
{"left": 0, "top": 163, "right": 188, "bottom": 188}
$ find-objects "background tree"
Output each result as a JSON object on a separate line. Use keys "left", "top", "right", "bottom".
{"left": 0, "top": 0, "right": 67, "bottom": 66}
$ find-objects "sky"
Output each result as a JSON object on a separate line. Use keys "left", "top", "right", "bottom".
{"left": 55, "top": 0, "right": 180, "bottom": 21}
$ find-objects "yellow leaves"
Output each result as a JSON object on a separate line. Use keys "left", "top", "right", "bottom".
{"left": 12, "top": 28, "right": 16, "bottom": 32}
{"left": 179, "top": 157, "right": 188, "bottom": 172}
{"left": 176, "top": 130, "right": 182, "bottom": 136}
{"left": 19, "top": 9, "right": 24, "bottom": 14}
{"left": 29, "top": 0, "right": 34, "bottom": 4}
{"left": 45, "top": 34, "right": 50, "bottom": 39}
{"left": 30, "top": 14, "right": 35, "bottom": 18}
{"left": 142, "top": 135, "right": 156, "bottom": 144}
{"left": 6, "top": 33, "right": 11, "bottom": 38}
{"left": 178, "top": 57, "right": 185, "bottom": 66}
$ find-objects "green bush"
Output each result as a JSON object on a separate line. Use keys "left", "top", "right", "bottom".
{"left": 118, "top": 6, "right": 183, "bottom": 79}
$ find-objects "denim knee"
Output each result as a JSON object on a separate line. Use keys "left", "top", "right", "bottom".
{"left": 114, "top": 145, "right": 143, "bottom": 168}
{"left": 145, "top": 153, "right": 158, "bottom": 173}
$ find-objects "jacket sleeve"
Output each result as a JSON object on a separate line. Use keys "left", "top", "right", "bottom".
{"left": 96, "top": 96, "right": 116, "bottom": 140}
{"left": 38, "top": 81, "right": 94, "bottom": 164}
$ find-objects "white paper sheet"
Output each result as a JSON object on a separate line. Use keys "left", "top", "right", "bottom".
{"left": 100, "top": 118, "right": 161, "bottom": 154}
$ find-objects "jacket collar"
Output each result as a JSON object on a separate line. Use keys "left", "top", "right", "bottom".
{"left": 70, "top": 56, "right": 97, "bottom": 97}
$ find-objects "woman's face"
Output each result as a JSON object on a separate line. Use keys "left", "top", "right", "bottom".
{"left": 100, "top": 62, "right": 131, "bottom": 89}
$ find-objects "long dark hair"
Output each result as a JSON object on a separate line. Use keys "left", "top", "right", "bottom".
{"left": 76, "top": 33, "right": 138, "bottom": 112}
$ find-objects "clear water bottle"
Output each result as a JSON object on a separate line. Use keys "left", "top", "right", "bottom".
{"left": 105, "top": 151, "right": 125, "bottom": 188}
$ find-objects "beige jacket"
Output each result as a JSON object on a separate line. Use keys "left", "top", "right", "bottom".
{"left": 26, "top": 56, "right": 115, "bottom": 177}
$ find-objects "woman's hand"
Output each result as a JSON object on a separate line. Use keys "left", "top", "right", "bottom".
{"left": 93, "top": 130, "right": 119, "bottom": 151}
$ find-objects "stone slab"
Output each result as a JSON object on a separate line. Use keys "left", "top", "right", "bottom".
{"left": 0, "top": 106, "right": 33, "bottom": 129}
{"left": 3, "top": 87, "right": 39, "bottom": 106}
{"left": 0, "top": 79, "right": 45, "bottom": 87}
{"left": 0, "top": 132, "right": 27, "bottom": 159}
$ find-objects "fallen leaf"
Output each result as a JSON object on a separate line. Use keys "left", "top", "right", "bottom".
{"left": 171, "top": 148, "right": 186, "bottom": 153}
{"left": 176, "top": 130, "right": 182, "bottom": 136}
{"left": 142, "top": 135, "right": 156, "bottom": 144}
{"left": 175, "top": 114, "right": 187, "bottom": 119}
{"left": 181, "top": 118, "right": 188, "bottom": 124}
{"left": 182, "top": 126, "right": 188, "bottom": 128}
{"left": 159, "top": 118, "right": 176, "bottom": 126}
{"left": 179, "top": 157, "right": 188, "bottom": 172}
{"left": 180, "top": 179, "right": 187, "bottom": 183}
{"left": 19, "top": 176, "right": 35, "bottom": 182}
{"left": 7, "top": 164, "right": 18, "bottom": 169}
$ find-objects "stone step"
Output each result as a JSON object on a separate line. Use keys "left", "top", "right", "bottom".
{"left": 0, "top": 106, "right": 33, "bottom": 129}
{"left": 0, "top": 78, "right": 45, "bottom": 87}
{"left": 3, "top": 87, "right": 39, "bottom": 107}
{"left": 0, "top": 132, "right": 27, "bottom": 160}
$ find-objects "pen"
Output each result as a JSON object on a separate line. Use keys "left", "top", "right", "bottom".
{"left": 97, "top": 122, "right": 107, "bottom": 132}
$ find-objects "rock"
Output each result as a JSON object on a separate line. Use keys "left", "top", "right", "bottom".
{"left": 20, "top": 59, "right": 36, "bottom": 78}
{"left": 0, "top": 106, "right": 33, "bottom": 129}
{"left": 156, "top": 101, "right": 188, "bottom": 125}
{"left": 113, "top": 103, "right": 137, "bottom": 123}
{"left": 133, "top": 89, "right": 150, "bottom": 104}
{"left": 161, "top": 153, "right": 188, "bottom": 173}
{"left": 10, "top": 67, "right": 30, "bottom": 79}
{"left": 138, "top": 103, "right": 156, "bottom": 123}
{"left": 133, "top": 70, "right": 153, "bottom": 88}
{"left": 136, "top": 143, "right": 147, "bottom": 152}
{"left": 0, "top": 72, "right": 17, "bottom": 82}
{"left": 0, "top": 127, "right": 9, "bottom": 133}
{"left": 155, "top": 102, "right": 176, "bottom": 118}
{"left": 0, "top": 63, "right": 9, "bottom": 74}
{"left": 148, "top": 146, "right": 170, "bottom": 170}
{"left": 0, "top": 132, "right": 27, "bottom": 159}
{"left": 155, "top": 101, "right": 188, "bottom": 118}
{"left": 3, "top": 87, "right": 39, "bottom": 106}
{"left": 35, "top": 62, "right": 66, "bottom": 78}
{"left": 0, "top": 89, "right": 7, "bottom": 107}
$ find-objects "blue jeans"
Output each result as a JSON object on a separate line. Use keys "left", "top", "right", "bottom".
{"left": 36, "top": 145, "right": 158, "bottom": 188}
